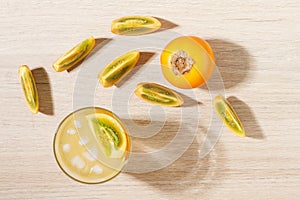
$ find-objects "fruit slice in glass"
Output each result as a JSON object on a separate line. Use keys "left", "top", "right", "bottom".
{"left": 53, "top": 107, "right": 130, "bottom": 184}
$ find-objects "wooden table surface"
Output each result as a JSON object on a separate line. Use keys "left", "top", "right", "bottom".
{"left": 1, "top": 0, "right": 299, "bottom": 199}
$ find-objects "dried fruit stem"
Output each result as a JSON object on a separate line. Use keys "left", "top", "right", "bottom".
{"left": 170, "top": 50, "right": 194, "bottom": 75}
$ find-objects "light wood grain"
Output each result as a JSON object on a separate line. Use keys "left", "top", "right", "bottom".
{"left": 1, "top": 0, "right": 300, "bottom": 199}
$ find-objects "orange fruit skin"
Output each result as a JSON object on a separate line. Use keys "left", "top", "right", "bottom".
{"left": 160, "top": 36, "right": 215, "bottom": 89}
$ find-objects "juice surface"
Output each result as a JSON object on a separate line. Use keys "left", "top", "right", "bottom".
{"left": 53, "top": 107, "right": 130, "bottom": 183}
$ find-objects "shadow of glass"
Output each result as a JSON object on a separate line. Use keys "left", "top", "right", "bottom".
{"left": 67, "top": 38, "right": 112, "bottom": 73}
{"left": 227, "top": 96, "right": 265, "bottom": 139}
{"left": 155, "top": 17, "right": 178, "bottom": 32}
{"left": 202, "top": 39, "right": 253, "bottom": 90}
{"left": 116, "top": 52, "right": 156, "bottom": 88}
{"left": 31, "top": 67, "right": 54, "bottom": 115}
{"left": 126, "top": 138, "right": 225, "bottom": 195}
{"left": 121, "top": 118, "right": 194, "bottom": 173}
{"left": 118, "top": 105, "right": 226, "bottom": 195}
{"left": 126, "top": 119, "right": 179, "bottom": 146}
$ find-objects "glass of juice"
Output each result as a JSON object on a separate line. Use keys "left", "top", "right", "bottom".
{"left": 53, "top": 107, "right": 131, "bottom": 183}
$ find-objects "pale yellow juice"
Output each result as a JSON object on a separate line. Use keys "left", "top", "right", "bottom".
{"left": 53, "top": 107, "right": 130, "bottom": 183}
